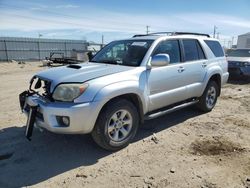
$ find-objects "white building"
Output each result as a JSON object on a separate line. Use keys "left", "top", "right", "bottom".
{"left": 237, "top": 32, "right": 250, "bottom": 48}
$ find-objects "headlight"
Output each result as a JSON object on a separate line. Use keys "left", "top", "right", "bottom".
{"left": 52, "top": 83, "right": 88, "bottom": 102}
{"left": 243, "top": 62, "right": 250, "bottom": 66}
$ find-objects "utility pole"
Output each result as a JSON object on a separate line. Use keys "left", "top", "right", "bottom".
{"left": 213, "top": 25, "right": 217, "bottom": 38}
{"left": 216, "top": 32, "right": 220, "bottom": 39}
{"left": 223, "top": 40, "right": 226, "bottom": 47}
{"left": 101, "top": 34, "right": 104, "bottom": 48}
{"left": 146, "top": 25, "right": 150, "bottom": 34}
{"left": 228, "top": 40, "right": 231, "bottom": 49}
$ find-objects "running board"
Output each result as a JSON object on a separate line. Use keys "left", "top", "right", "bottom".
{"left": 145, "top": 100, "right": 199, "bottom": 120}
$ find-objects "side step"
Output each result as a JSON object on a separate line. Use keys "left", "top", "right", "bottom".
{"left": 145, "top": 100, "right": 199, "bottom": 120}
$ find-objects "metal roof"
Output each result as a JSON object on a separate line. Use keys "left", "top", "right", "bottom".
{"left": 0, "top": 37, "right": 86, "bottom": 43}
{"left": 238, "top": 32, "right": 250, "bottom": 37}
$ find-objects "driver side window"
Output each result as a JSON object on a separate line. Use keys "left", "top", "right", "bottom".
{"left": 152, "top": 40, "right": 181, "bottom": 63}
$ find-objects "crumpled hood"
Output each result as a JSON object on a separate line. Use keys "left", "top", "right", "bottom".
{"left": 227, "top": 56, "right": 250, "bottom": 62}
{"left": 36, "top": 62, "right": 134, "bottom": 91}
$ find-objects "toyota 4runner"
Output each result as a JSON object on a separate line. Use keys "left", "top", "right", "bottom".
{"left": 19, "top": 32, "right": 229, "bottom": 151}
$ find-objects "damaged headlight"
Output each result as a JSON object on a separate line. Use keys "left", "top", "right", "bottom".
{"left": 52, "top": 83, "right": 88, "bottom": 102}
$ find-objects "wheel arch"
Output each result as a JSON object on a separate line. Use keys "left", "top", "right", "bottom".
{"left": 208, "top": 74, "right": 221, "bottom": 96}
{"left": 202, "top": 66, "right": 222, "bottom": 97}
{"left": 97, "top": 93, "right": 145, "bottom": 125}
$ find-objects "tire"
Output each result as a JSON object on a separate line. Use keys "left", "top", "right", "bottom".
{"left": 196, "top": 81, "right": 219, "bottom": 112}
{"left": 91, "top": 99, "right": 139, "bottom": 151}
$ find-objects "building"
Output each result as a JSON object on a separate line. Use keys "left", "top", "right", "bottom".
{"left": 0, "top": 37, "right": 88, "bottom": 61}
{"left": 237, "top": 32, "right": 250, "bottom": 48}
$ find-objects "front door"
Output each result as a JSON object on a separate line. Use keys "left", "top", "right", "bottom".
{"left": 147, "top": 39, "right": 188, "bottom": 112}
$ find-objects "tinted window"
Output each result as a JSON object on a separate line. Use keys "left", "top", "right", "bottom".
{"left": 197, "top": 42, "right": 206, "bottom": 59}
{"left": 204, "top": 40, "right": 224, "bottom": 57}
{"left": 153, "top": 40, "right": 180, "bottom": 63}
{"left": 182, "top": 40, "right": 198, "bottom": 61}
{"left": 227, "top": 49, "right": 250, "bottom": 57}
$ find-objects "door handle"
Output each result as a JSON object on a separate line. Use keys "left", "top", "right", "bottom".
{"left": 202, "top": 62, "right": 207, "bottom": 68}
{"left": 178, "top": 66, "right": 185, "bottom": 73}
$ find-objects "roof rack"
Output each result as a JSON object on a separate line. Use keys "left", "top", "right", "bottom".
{"left": 133, "top": 32, "right": 210, "bottom": 38}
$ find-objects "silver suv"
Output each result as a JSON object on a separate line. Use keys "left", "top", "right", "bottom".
{"left": 19, "top": 32, "right": 229, "bottom": 150}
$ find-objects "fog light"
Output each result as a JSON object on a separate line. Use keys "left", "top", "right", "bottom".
{"left": 62, "top": 117, "right": 69, "bottom": 126}
{"left": 57, "top": 116, "right": 70, "bottom": 127}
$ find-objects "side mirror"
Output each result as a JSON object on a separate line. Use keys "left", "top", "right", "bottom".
{"left": 150, "top": 54, "right": 170, "bottom": 67}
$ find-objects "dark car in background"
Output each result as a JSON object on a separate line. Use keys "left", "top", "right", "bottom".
{"left": 227, "top": 49, "right": 250, "bottom": 77}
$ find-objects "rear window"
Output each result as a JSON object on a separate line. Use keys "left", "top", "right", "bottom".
{"left": 204, "top": 40, "right": 224, "bottom": 57}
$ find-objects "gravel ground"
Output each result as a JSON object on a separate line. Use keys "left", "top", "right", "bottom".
{"left": 0, "top": 62, "right": 250, "bottom": 188}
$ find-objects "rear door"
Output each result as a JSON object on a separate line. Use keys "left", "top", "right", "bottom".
{"left": 180, "top": 39, "right": 207, "bottom": 98}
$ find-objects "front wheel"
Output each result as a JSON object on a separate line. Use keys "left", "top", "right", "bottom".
{"left": 196, "top": 81, "right": 219, "bottom": 112}
{"left": 91, "top": 99, "right": 139, "bottom": 151}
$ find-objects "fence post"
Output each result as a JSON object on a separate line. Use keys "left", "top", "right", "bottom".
{"left": 4, "top": 40, "right": 9, "bottom": 61}
{"left": 37, "top": 40, "right": 41, "bottom": 61}
{"left": 64, "top": 42, "right": 67, "bottom": 57}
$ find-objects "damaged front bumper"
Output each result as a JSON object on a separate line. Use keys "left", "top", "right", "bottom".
{"left": 19, "top": 91, "right": 101, "bottom": 140}
{"left": 19, "top": 91, "right": 38, "bottom": 140}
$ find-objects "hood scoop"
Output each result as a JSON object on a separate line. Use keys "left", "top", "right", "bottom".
{"left": 67, "top": 64, "right": 82, "bottom": 69}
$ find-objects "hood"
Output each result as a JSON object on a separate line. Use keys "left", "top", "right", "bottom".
{"left": 36, "top": 62, "right": 134, "bottom": 90}
{"left": 227, "top": 56, "right": 250, "bottom": 62}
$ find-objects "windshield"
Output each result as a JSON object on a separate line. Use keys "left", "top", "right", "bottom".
{"left": 227, "top": 49, "right": 250, "bottom": 57}
{"left": 91, "top": 40, "right": 153, "bottom": 66}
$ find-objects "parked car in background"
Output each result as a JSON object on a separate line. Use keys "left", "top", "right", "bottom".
{"left": 19, "top": 32, "right": 228, "bottom": 151}
{"left": 227, "top": 48, "right": 250, "bottom": 77}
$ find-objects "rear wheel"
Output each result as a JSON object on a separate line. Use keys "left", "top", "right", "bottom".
{"left": 91, "top": 99, "right": 139, "bottom": 151}
{"left": 197, "top": 81, "right": 219, "bottom": 112}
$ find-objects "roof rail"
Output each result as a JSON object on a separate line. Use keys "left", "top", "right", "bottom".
{"left": 132, "top": 34, "right": 150, "bottom": 37}
{"left": 133, "top": 32, "right": 210, "bottom": 38}
{"left": 173, "top": 32, "right": 210, "bottom": 37}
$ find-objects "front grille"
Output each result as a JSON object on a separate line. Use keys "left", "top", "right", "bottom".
{"left": 228, "top": 61, "right": 240, "bottom": 66}
{"left": 228, "top": 61, "right": 250, "bottom": 67}
{"left": 29, "top": 76, "right": 52, "bottom": 100}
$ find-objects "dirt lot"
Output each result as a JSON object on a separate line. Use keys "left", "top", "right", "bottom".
{"left": 0, "top": 62, "right": 250, "bottom": 188}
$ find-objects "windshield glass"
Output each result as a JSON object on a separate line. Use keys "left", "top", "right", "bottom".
{"left": 91, "top": 40, "right": 153, "bottom": 66}
{"left": 227, "top": 49, "right": 250, "bottom": 57}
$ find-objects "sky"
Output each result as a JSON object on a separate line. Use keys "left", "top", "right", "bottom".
{"left": 0, "top": 0, "right": 249, "bottom": 44}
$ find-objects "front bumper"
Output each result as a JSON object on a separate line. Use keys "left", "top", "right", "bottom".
{"left": 222, "top": 72, "right": 229, "bottom": 85}
{"left": 21, "top": 94, "right": 101, "bottom": 134}
{"left": 228, "top": 63, "right": 250, "bottom": 76}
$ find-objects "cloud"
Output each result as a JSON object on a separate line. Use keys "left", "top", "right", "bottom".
{"left": 0, "top": 6, "right": 249, "bottom": 42}
{"left": 55, "top": 4, "right": 80, "bottom": 9}
{"left": 30, "top": 4, "right": 48, "bottom": 10}
{"left": 176, "top": 13, "right": 250, "bottom": 28}
{"left": 220, "top": 19, "right": 250, "bottom": 29}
